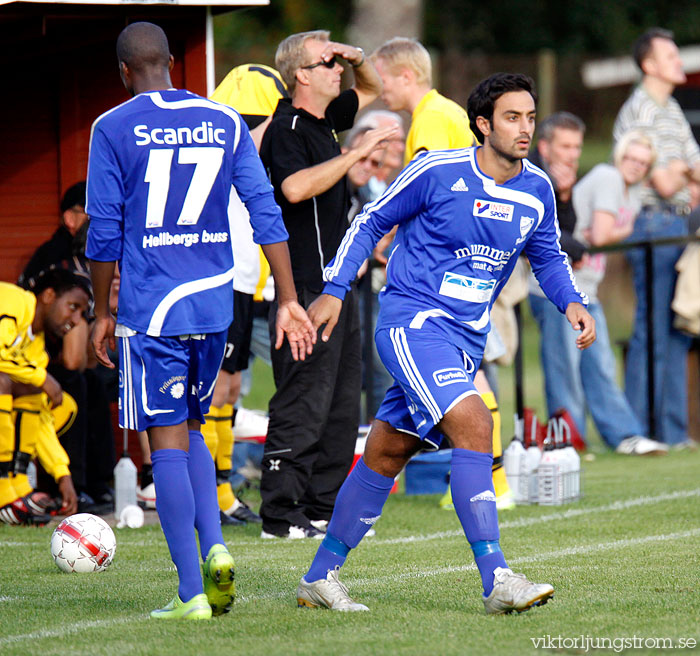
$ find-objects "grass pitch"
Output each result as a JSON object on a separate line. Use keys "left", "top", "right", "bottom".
{"left": 1, "top": 449, "right": 699, "bottom": 656}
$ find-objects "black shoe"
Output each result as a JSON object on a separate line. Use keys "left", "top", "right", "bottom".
{"left": 230, "top": 501, "right": 262, "bottom": 524}
{"left": 220, "top": 510, "right": 245, "bottom": 526}
{"left": 77, "top": 491, "right": 114, "bottom": 516}
{"left": 304, "top": 525, "right": 325, "bottom": 539}
{"left": 140, "top": 464, "right": 153, "bottom": 489}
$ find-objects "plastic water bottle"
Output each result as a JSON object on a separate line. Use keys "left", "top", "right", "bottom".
{"left": 523, "top": 425, "right": 542, "bottom": 504}
{"left": 537, "top": 433, "right": 562, "bottom": 505}
{"left": 504, "top": 433, "right": 527, "bottom": 504}
{"left": 559, "top": 418, "right": 581, "bottom": 501}
{"left": 114, "top": 428, "right": 137, "bottom": 519}
{"left": 552, "top": 419, "right": 570, "bottom": 501}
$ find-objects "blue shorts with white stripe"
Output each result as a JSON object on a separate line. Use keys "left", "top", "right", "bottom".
{"left": 117, "top": 330, "right": 226, "bottom": 431}
{"left": 374, "top": 326, "right": 482, "bottom": 449}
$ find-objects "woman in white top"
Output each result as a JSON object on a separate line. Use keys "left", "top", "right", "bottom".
{"left": 531, "top": 130, "right": 668, "bottom": 455}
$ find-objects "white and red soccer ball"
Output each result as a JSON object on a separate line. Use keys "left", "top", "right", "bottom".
{"left": 50, "top": 513, "right": 116, "bottom": 573}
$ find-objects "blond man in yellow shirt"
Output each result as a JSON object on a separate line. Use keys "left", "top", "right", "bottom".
{"left": 371, "top": 37, "right": 476, "bottom": 165}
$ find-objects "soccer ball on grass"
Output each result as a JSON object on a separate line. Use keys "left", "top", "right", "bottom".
{"left": 50, "top": 513, "right": 116, "bottom": 573}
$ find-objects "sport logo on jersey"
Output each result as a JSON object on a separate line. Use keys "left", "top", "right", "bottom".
{"left": 473, "top": 200, "right": 514, "bottom": 222}
{"left": 433, "top": 368, "right": 468, "bottom": 387}
{"left": 439, "top": 272, "right": 496, "bottom": 303}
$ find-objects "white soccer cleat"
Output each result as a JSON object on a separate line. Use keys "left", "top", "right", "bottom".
{"left": 615, "top": 436, "right": 669, "bottom": 456}
{"left": 297, "top": 567, "right": 369, "bottom": 612}
{"left": 260, "top": 525, "right": 324, "bottom": 540}
{"left": 483, "top": 567, "right": 553, "bottom": 614}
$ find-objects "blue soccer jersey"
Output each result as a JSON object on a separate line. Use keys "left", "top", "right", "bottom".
{"left": 86, "top": 88, "right": 288, "bottom": 337}
{"left": 323, "top": 147, "right": 587, "bottom": 353}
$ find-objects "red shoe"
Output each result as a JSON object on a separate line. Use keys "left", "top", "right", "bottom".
{"left": 522, "top": 407, "right": 546, "bottom": 449}
{"left": 553, "top": 408, "right": 587, "bottom": 452}
{"left": 0, "top": 495, "right": 53, "bottom": 526}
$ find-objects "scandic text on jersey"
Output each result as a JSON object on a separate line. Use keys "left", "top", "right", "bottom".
{"left": 134, "top": 122, "right": 227, "bottom": 146}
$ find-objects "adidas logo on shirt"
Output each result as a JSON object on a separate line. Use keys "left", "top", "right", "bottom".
{"left": 470, "top": 490, "right": 496, "bottom": 503}
{"left": 450, "top": 177, "right": 469, "bottom": 192}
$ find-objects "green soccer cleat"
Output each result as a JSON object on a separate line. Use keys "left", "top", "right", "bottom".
{"left": 150, "top": 593, "right": 212, "bottom": 620}
{"left": 439, "top": 488, "right": 454, "bottom": 510}
{"left": 202, "top": 543, "right": 236, "bottom": 615}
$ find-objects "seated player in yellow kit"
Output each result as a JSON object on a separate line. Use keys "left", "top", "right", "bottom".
{"left": 199, "top": 64, "right": 288, "bottom": 524}
{"left": 0, "top": 269, "right": 90, "bottom": 524}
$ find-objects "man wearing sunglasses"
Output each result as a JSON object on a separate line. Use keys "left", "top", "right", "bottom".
{"left": 259, "top": 30, "right": 399, "bottom": 539}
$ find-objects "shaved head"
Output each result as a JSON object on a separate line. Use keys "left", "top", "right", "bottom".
{"left": 116, "top": 22, "right": 171, "bottom": 73}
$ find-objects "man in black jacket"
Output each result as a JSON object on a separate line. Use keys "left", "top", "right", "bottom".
{"left": 259, "top": 30, "right": 396, "bottom": 538}
{"left": 20, "top": 182, "right": 90, "bottom": 287}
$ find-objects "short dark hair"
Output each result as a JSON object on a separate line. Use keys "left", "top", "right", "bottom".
{"left": 467, "top": 73, "right": 537, "bottom": 145}
{"left": 538, "top": 112, "right": 586, "bottom": 142}
{"left": 633, "top": 28, "right": 675, "bottom": 72}
{"left": 60, "top": 181, "right": 86, "bottom": 214}
{"left": 29, "top": 268, "right": 92, "bottom": 303}
{"left": 116, "top": 22, "right": 171, "bottom": 73}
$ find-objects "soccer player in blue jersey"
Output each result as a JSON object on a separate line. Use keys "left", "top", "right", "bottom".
{"left": 296, "top": 73, "right": 596, "bottom": 614}
{"left": 86, "top": 22, "right": 315, "bottom": 620}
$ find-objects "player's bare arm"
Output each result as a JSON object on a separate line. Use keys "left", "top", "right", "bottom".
{"left": 565, "top": 302, "right": 596, "bottom": 350}
{"left": 41, "top": 372, "right": 63, "bottom": 409}
{"left": 89, "top": 260, "right": 117, "bottom": 369}
{"left": 307, "top": 294, "right": 343, "bottom": 343}
{"left": 650, "top": 159, "right": 691, "bottom": 198}
{"left": 57, "top": 475, "right": 78, "bottom": 515}
{"left": 261, "top": 241, "right": 316, "bottom": 360}
{"left": 280, "top": 125, "right": 399, "bottom": 204}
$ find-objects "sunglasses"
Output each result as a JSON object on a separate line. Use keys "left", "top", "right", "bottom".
{"left": 301, "top": 56, "right": 337, "bottom": 70}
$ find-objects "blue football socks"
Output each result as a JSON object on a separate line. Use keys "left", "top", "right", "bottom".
{"left": 450, "top": 448, "right": 508, "bottom": 596}
{"left": 151, "top": 448, "right": 202, "bottom": 603}
{"left": 305, "top": 458, "right": 394, "bottom": 582}
{"left": 187, "top": 430, "right": 224, "bottom": 559}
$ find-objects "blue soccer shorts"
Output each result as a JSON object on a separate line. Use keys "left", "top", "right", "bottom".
{"left": 118, "top": 331, "right": 226, "bottom": 431}
{"left": 374, "top": 326, "right": 482, "bottom": 449}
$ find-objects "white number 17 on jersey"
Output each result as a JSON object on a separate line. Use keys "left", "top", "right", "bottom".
{"left": 144, "top": 147, "right": 224, "bottom": 228}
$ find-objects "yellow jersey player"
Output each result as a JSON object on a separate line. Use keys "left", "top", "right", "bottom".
{"left": 0, "top": 269, "right": 90, "bottom": 524}
{"left": 371, "top": 37, "right": 476, "bottom": 165}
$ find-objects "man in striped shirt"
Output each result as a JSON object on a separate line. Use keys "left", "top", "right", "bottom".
{"left": 613, "top": 28, "right": 700, "bottom": 448}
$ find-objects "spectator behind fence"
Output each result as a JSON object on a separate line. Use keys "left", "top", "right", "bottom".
{"left": 613, "top": 28, "right": 700, "bottom": 449}
{"left": 259, "top": 29, "right": 396, "bottom": 539}
{"left": 528, "top": 112, "right": 587, "bottom": 265}
{"left": 532, "top": 130, "right": 669, "bottom": 455}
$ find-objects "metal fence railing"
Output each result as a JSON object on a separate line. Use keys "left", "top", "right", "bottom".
{"left": 360, "top": 233, "right": 700, "bottom": 436}
{"left": 585, "top": 233, "right": 700, "bottom": 437}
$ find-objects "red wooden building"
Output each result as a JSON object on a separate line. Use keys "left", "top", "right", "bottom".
{"left": 0, "top": 0, "right": 264, "bottom": 282}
